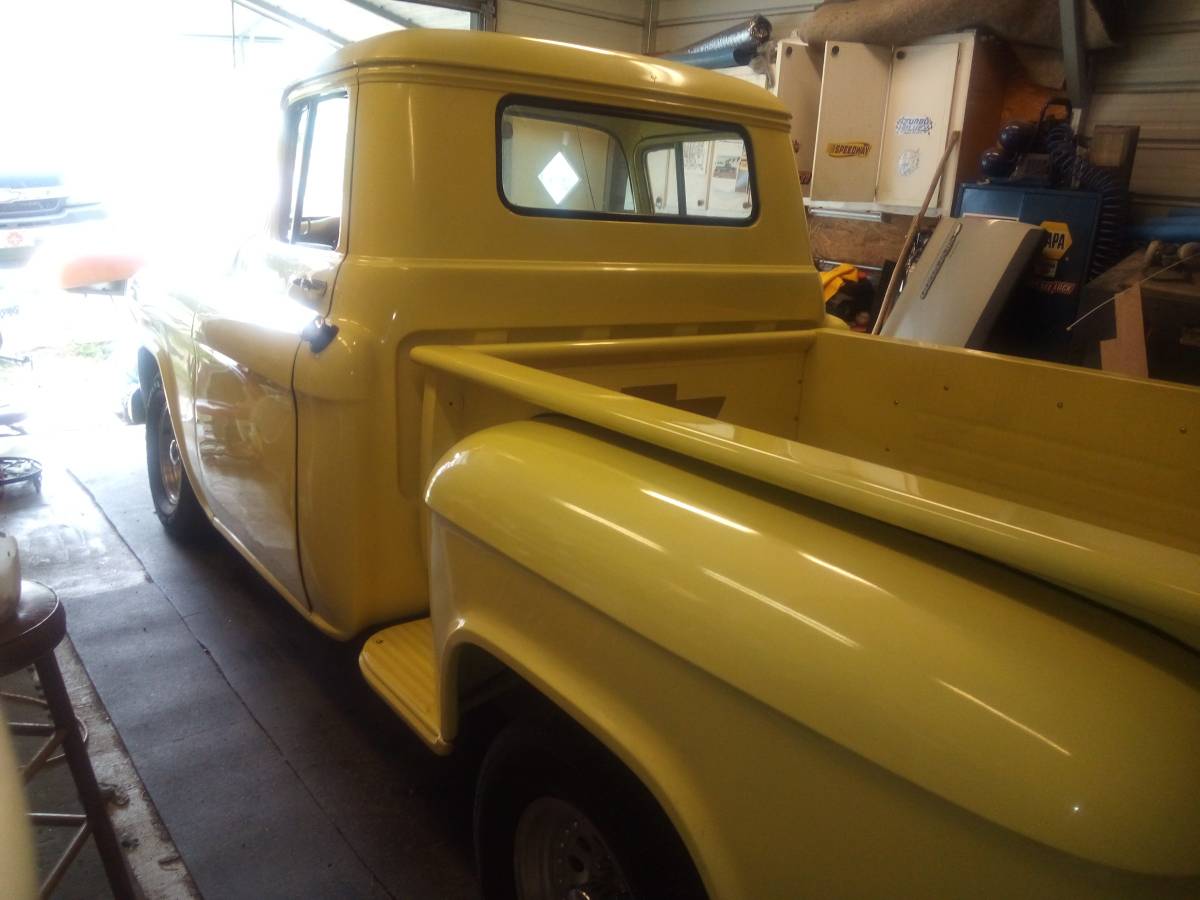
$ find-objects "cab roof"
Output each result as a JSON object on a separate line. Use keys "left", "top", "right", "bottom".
{"left": 306, "top": 29, "right": 786, "bottom": 120}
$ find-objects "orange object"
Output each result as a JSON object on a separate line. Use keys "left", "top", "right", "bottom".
{"left": 58, "top": 254, "right": 143, "bottom": 290}
{"left": 819, "top": 262, "right": 861, "bottom": 301}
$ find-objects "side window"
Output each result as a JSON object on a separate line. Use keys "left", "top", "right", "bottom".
{"left": 281, "top": 92, "right": 349, "bottom": 248}
{"left": 643, "top": 137, "right": 752, "bottom": 219}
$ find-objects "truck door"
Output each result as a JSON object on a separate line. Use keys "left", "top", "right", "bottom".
{"left": 190, "top": 89, "right": 350, "bottom": 608}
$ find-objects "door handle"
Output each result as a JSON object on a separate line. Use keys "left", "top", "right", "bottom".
{"left": 301, "top": 317, "right": 340, "bottom": 354}
{"left": 290, "top": 275, "right": 327, "bottom": 294}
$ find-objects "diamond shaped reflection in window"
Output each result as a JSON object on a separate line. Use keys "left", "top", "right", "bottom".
{"left": 538, "top": 152, "right": 580, "bottom": 206}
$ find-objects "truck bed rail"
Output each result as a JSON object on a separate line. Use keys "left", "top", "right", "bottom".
{"left": 412, "top": 335, "right": 1200, "bottom": 652}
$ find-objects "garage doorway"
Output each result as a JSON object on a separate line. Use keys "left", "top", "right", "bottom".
{"left": 0, "top": 0, "right": 475, "bottom": 437}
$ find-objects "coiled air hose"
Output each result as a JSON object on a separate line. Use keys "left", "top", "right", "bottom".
{"left": 658, "top": 16, "right": 772, "bottom": 69}
{"left": 1043, "top": 121, "right": 1128, "bottom": 279}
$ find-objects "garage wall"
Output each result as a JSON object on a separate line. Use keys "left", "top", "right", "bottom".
{"left": 652, "top": 0, "right": 1200, "bottom": 218}
{"left": 1090, "top": 0, "right": 1200, "bottom": 216}
{"left": 653, "top": 1, "right": 820, "bottom": 52}
{"left": 496, "top": 0, "right": 646, "bottom": 52}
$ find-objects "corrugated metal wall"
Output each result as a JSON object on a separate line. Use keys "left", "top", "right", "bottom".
{"left": 653, "top": 1, "right": 819, "bottom": 51}
{"left": 653, "top": 1, "right": 1200, "bottom": 220}
{"left": 492, "top": 1, "right": 1200, "bottom": 223}
{"left": 1090, "top": 0, "right": 1200, "bottom": 218}
{"left": 496, "top": 1, "right": 645, "bottom": 52}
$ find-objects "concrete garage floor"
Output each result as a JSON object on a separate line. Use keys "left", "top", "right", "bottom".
{"left": 3, "top": 423, "right": 479, "bottom": 899}
{"left": 3, "top": 631, "right": 197, "bottom": 899}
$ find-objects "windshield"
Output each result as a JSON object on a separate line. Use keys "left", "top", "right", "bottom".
{"left": 498, "top": 100, "right": 755, "bottom": 224}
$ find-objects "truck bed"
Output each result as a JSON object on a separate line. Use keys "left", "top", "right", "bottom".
{"left": 412, "top": 328, "right": 1200, "bottom": 650}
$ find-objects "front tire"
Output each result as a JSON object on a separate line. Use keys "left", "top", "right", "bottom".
{"left": 125, "top": 386, "right": 146, "bottom": 425}
{"left": 475, "top": 718, "right": 707, "bottom": 900}
{"left": 145, "top": 375, "right": 206, "bottom": 539}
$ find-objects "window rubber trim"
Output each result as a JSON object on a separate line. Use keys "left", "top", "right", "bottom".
{"left": 495, "top": 94, "right": 760, "bottom": 227}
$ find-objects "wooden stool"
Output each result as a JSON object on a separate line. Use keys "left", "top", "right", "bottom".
{"left": 1, "top": 581, "right": 136, "bottom": 899}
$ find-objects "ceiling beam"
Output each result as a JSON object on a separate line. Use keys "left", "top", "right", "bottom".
{"left": 395, "top": 0, "right": 485, "bottom": 11}
{"left": 186, "top": 32, "right": 285, "bottom": 43}
{"left": 656, "top": 3, "right": 820, "bottom": 28}
{"left": 234, "top": 0, "right": 350, "bottom": 44}
{"left": 505, "top": 1, "right": 643, "bottom": 27}
{"left": 342, "top": 0, "right": 422, "bottom": 30}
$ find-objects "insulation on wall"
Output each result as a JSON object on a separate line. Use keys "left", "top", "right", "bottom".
{"left": 1089, "top": 0, "right": 1200, "bottom": 218}
{"left": 496, "top": 1, "right": 645, "bottom": 52}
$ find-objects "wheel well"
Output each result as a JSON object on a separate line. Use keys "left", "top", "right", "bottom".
{"left": 450, "top": 643, "right": 707, "bottom": 892}
{"left": 457, "top": 644, "right": 709, "bottom": 898}
{"left": 450, "top": 643, "right": 552, "bottom": 744}
{"left": 137, "top": 347, "right": 159, "bottom": 397}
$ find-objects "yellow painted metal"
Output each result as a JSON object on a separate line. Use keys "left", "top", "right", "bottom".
{"left": 286, "top": 31, "right": 819, "bottom": 638}
{"left": 312, "top": 30, "right": 789, "bottom": 127}
{"left": 0, "top": 727, "right": 36, "bottom": 900}
{"left": 129, "top": 271, "right": 202, "bottom": 483}
{"left": 425, "top": 475, "right": 1200, "bottom": 896}
{"left": 130, "top": 66, "right": 355, "bottom": 630}
{"left": 207, "top": 515, "right": 343, "bottom": 638}
{"left": 412, "top": 331, "right": 1200, "bottom": 652}
{"left": 359, "top": 618, "right": 447, "bottom": 753}
{"left": 130, "top": 30, "right": 818, "bottom": 638}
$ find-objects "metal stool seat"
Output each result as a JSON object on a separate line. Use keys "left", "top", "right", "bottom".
{"left": 1, "top": 581, "right": 135, "bottom": 898}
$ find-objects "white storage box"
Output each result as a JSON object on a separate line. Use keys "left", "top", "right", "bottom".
{"left": 788, "top": 31, "right": 1004, "bottom": 215}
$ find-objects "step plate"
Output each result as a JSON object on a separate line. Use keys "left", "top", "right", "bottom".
{"left": 360, "top": 618, "right": 448, "bottom": 753}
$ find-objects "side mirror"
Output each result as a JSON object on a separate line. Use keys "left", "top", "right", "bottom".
{"left": 58, "top": 253, "right": 143, "bottom": 296}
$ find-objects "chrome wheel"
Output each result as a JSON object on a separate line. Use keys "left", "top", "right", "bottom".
{"left": 513, "top": 796, "right": 633, "bottom": 900}
{"left": 146, "top": 378, "right": 206, "bottom": 538}
{"left": 157, "top": 411, "right": 182, "bottom": 511}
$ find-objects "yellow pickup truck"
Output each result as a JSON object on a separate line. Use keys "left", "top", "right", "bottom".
{"left": 129, "top": 30, "right": 1200, "bottom": 900}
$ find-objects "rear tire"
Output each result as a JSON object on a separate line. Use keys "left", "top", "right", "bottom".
{"left": 125, "top": 386, "right": 146, "bottom": 425}
{"left": 475, "top": 717, "right": 707, "bottom": 900}
{"left": 145, "top": 375, "right": 206, "bottom": 539}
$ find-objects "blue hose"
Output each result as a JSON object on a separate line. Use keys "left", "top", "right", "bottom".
{"left": 659, "top": 47, "right": 751, "bottom": 69}
{"left": 1129, "top": 221, "right": 1200, "bottom": 242}
{"left": 658, "top": 15, "right": 770, "bottom": 70}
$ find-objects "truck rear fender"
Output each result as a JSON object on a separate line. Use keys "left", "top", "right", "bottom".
{"left": 425, "top": 417, "right": 1200, "bottom": 878}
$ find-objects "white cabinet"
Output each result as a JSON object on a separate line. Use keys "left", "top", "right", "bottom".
{"left": 875, "top": 42, "right": 960, "bottom": 207}
{"left": 777, "top": 31, "right": 1004, "bottom": 215}
{"left": 772, "top": 38, "right": 824, "bottom": 197}
{"left": 808, "top": 41, "right": 891, "bottom": 203}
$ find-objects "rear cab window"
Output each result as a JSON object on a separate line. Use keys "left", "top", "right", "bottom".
{"left": 498, "top": 98, "right": 756, "bottom": 224}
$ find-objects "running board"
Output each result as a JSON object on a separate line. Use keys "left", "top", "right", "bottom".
{"left": 360, "top": 618, "right": 448, "bottom": 754}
